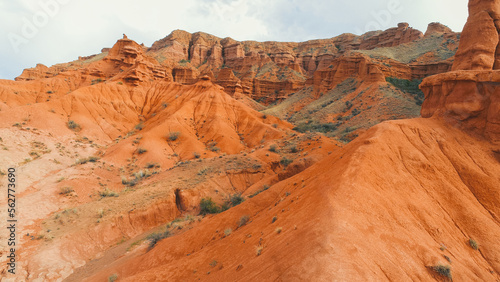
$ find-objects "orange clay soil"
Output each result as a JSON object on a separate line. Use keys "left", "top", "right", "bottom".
{"left": 86, "top": 117, "right": 500, "bottom": 281}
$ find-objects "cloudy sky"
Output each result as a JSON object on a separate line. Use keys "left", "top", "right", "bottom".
{"left": 0, "top": 0, "right": 468, "bottom": 80}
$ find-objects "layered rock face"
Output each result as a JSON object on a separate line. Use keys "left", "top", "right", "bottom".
{"left": 145, "top": 23, "right": 457, "bottom": 102}
{"left": 17, "top": 23, "right": 458, "bottom": 104}
{"left": 421, "top": 0, "right": 500, "bottom": 144}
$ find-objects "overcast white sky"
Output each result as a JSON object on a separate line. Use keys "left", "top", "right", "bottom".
{"left": 0, "top": 0, "right": 468, "bottom": 80}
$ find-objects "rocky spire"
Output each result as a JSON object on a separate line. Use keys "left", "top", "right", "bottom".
{"left": 452, "top": 0, "right": 500, "bottom": 70}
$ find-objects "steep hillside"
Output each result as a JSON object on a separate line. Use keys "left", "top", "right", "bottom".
{"left": 81, "top": 2, "right": 500, "bottom": 279}
{"left": 87, "top": 117, "right": 500, "bottom": 282}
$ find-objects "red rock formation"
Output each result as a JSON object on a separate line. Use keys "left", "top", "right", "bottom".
{"left": 359, "top": 23, "right": 423, "bottom": 50}
{"left": 16, "top": 64, "right": 60, "bottom": 81}
{"left": 421, "top": 0, "right": 500, "bottom": 144}
{"left": 101, "top": 37, "right": 172, "bottom": 84}
{"left": 452, "top": 0, "right": 500, "bottom": 70}
{"left": 310, "top": 53, "right": 386, "bottom": 93}
{"left": 215, "top": 68, "right": 241, "bottom": 95}
{"left": 424, "top": 22, "right": 453, "bottom": 37}
{"left": 207, "top": 43, "right": 224, "bottom": 68}
{"left": 421, "top": 71, "right": 500, "bottom": 144}
{"left": 15, "top": 23, "right": 457, "bottom": 103}
{"left": 172, "top": 67, "right": 198, "bottom": 84}
{"left": 139, "top": 23, "right": 453, "bottom": 103}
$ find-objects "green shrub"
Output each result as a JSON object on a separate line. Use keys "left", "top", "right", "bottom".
{"left": 91, "top": 78, "right": 103, "bottom": 85}
{"left": 469, "top": 238, "right": 479, "bottom": 250}
{"left": 431, "top": 264, "right": 452, "bottom": 280}
{"left": 200, "top": 198, "right": 219, "bottom": 215}
{"left": 122, "top": 177, "right": 138, "bottom": 187}
{"left": 351, "top": 108, "right": 361, "bottom": 116}
{"left": 145, "top": 162, "right": 159, "bottom": 169}
{"left": 135, "top": 123, "right": 144, "bottom": 131}
{"left": 67, "top": 120, "right": 81, "bottom": 131}
{"left": 168, "top": 131, "right": 180, "bottom": 141}
{"left": 147, "top": 230, "right": 171, "bottom": 250}
{"left": 280, "top": 157, "right": 293, "bottom": 167}
{"left": 225, "top": 193, "right": 245, "bottom": 207}
{"left": 108, "top": 273, "right": 118, "bottom": 282}
{"left": 87, "top": 156, "right": 99, "bottom": 162}
{"left": 208, "top": 141, "right": 220, "bottom": 152}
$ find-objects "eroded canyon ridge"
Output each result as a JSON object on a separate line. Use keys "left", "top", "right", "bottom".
{"left": 0, "top": 0, "right": 499, "bottom": 281}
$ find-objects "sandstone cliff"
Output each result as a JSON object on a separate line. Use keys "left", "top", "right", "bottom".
{"left": 15, "top": 23, "right": 459, "bottom": 104}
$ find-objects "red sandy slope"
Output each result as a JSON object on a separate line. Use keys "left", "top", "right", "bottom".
{"left": 89, "top": 117, "right": 500, "bottom": 281}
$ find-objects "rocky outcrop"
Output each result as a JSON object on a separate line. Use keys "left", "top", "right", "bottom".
{"left": 102, "top": 36, "right": 172, "bottom": 84}
{"left": 310, "top": 54, "right": 386, "bottom": 93}
{"left": 15, "top": 64, "right": 60, "bottom": 81}
{"left": 359, "top": 23, "right": 423, "bottom": 50}
{"left": 452, "top": 0, "right": 500, "bottom": 70}
{"left": 424, "top": 22, "right": 453, "bottom": 37}
{"left": 215, "top": 68, "right": 241, "bottom": 95}
{"left": 172, "top": 67, "right": 198, "bottom": 84}
{"left": 420, "top": 71, "right": 500, "bottom": 144}
{"left": 421, "top": 0, "right": 500, "bottom": 144}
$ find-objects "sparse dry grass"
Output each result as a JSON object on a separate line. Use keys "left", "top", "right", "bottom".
{"left": 59, "top": 186, "right": 74, "bottom": 195}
